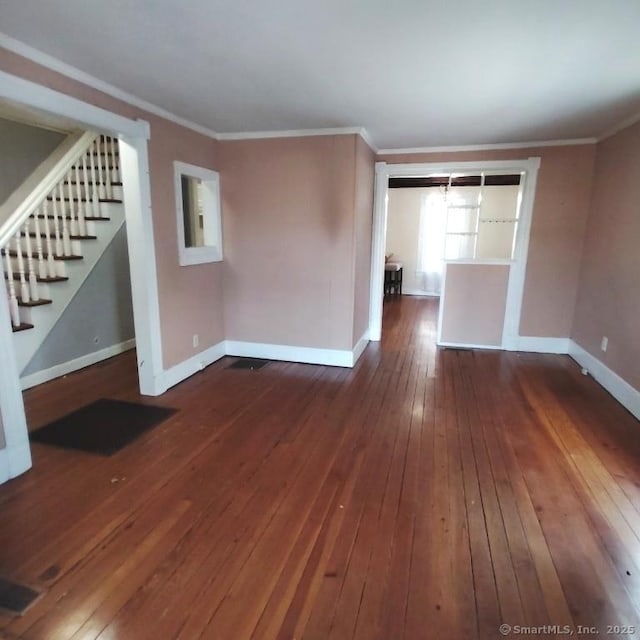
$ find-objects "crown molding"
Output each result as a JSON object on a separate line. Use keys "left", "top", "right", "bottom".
{"left": 598, "top": 110, "right": 640, "bottom": 142}
{"left": 377, "top": 138, "right": 597, "bottom": 155}
{"left": 0, "top": 32, "right": 219, "bottom": 140}
{"left": 216, "top": 125, "right": 377, "bottom": 146}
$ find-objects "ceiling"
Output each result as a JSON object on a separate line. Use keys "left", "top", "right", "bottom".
{"left": 1, "top": 0, "right": 639, "bottom": 149}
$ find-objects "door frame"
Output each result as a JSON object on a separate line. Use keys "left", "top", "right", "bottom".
{"left": 0, "top": 70, "right": 164, "bottom": 482}
{"left": 369, "top": 158, "right": 541, "bottom": 347}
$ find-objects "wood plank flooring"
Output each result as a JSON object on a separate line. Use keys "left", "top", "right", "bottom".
{"left": 2, "top": 296, "right": 640, "bottom": 639}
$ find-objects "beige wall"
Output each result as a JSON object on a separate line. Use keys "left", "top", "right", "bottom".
{"left": 352, "top": 135, "right": 375, "bottom": 345}
{"left": 378, "top": 145, "right": 597, "bottom": 338}
{"left": 0, "top": 47, "right": 225, "bottom": 369}
{"left": 441, "top": 264, "right": 510, "bottom": 346}
{"left": 219, "top": 134, "right": 368, "bottom": 351}
{"left": 572, "top": 121, "right": 640, "bottom": 391}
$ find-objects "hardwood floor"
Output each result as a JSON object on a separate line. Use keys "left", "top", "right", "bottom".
{"left": 2, "top": 295, "right": 640, "bottom": 639}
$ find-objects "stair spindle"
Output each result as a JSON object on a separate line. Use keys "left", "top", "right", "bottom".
{"left": 88, "top": 146, "right": 101, "bottom": 218}
{"left": 59, "top": 183, "right": 72, "bottom": 256}
{"left": 67, "top": 169, "right": 78, "bottom": 236}
{"left": 51, "top": 188, "right": 63, "bottom": 258}
{"left": 110, "top": 136, "right": 120, "bottom": 183}
{"left": 14, "top": 232, "right": 30, "bottom": 304}
{"left": 23, "top": 220, "right": 39, "bottom": 301}
{"left": 4, "top": 250, "right": 21, "bottom": 327}
{"left": 43, "top": 200, "right": 57, "bottom": 277}
{"left": 96, "top": 138, "right": 106, "bottom": 200}
{"left": 75, "top": 162, "right": 87, "bottom": 236}
{"left": 33, "top": 210, "right": 48, "bottom": 280}
{"left": 104, "top": 136, "right": 113, "bottom": 200}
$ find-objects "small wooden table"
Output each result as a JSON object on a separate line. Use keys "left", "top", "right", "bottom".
{"left": 384, "top": 262, "right": 403, "bottom": 296}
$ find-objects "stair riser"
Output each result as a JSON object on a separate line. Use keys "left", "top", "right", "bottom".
{"left": 43, "top": 198, "right": 122, "bottom": 216}
{"left": 5, "top": 255, "right": 69, "bottom": 279}
{"left": 58, "top": 184, "right": 123, "bottom": 200}
{"left": 30, "top": 218, "right": 101, "bottom": 237}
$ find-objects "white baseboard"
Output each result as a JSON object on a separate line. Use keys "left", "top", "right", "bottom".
{"left": 225, "top": 340, "right": 356, "bottom": 368}
{"left": 438, "top": 340, "right": 501, "bottom": 350}
{"left": 568, "top": 341, "right": 640, "bottom": 422}
{"left": 402, "top": 288, "right": 441, "bottom": 297}
{"left": 0, "top": 441, "right": 32, "bottom": 484}
{"left": 352, "top": 331, "right": 370, "bottom": 366}
{"left": 160, "top": 340, "right": 227, "bottom": 392}
{"left": 20, "top": 338, "right": 137, "bottom": 390}
{"left": 511, "top": 336, "right": 571, "bottom": 354}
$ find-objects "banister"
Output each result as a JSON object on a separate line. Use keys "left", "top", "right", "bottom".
{"left": 0, "top": 129, "right": 98, "bottom": 248}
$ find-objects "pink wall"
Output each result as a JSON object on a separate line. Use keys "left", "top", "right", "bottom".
{"left": 0, "top": 48, "right": 225, "bottom": 369}
{"left": 352, "top": 136, "right": 375, "bottom": 346}
{"left": 378, "top": 145, "right": 597, "bottom": 338}
{"left": 219, "top": 135, "right": 369, "bottom": 351}
{"left": 441, "top": 264, "right": 510, "bottom": 346}
{"left": 572, "top": 121, "right": 640, "bottom": 391}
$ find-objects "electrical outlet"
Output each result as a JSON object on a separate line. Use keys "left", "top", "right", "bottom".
{"left": 192, "top": 334, "right": 199, "bottom": 349}
{"left": 601, "top": 336, "right": 608, "bottom": 352}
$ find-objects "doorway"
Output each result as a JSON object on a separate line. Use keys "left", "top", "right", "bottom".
{"left": 370, "top": 159, "right": 541, "bottom": 348}
{"left": 0, "top": 70, "right": 164, "bottom": 482}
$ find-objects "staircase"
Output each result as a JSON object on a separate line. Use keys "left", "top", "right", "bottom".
{"left": 1, "top": 133, "right": 126, "bottom": 374}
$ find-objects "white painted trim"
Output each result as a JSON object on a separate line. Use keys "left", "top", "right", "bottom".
{"left": 368, "top": 162, "right": 390, "bottom": 341}
{"left": 160, "top": 341, "right": 227, "bottom": 392}
{"left": 378, "top": 138, "right": 597, "bottom": 155}
{"left": 598, "top": 110, "right": 640, "bottom": 142}
{"left": 436, "top": 262, "right": 448, "bottom": 345}
{"left": 225, "top": 340, "right": 355, "bottom": 368}
{"left": 217, "top": 126, "right": 366, "bottom": 141}
{"left": 370, "top": 158, "right": 540, "bottom": 349}
{"left": 0, "top": 33, "right": 215, "bottom": 140}
{"left": 357, "top": 128, "right": 378, "bottom": 154}
{"left": 174, "top": 161, "right": 223, "bottom": 266}
{"left": 402, "top": 289, "right": 441, "bottom": 297}
{"left": 568, "top": 341, "right": 640, "bottom": 422}
{"left": 20, "top": 339, "right": 136, "bottom": 391}
{"left": 0, "top": 69, "right": 150, "bottom": 139}
{"left": 0, "top": 441, "right": 32, "bottom": 484}
{"left": 511, "top": 337, "right": 571, "bottom": 354}
{"left": 352, "top": 330, "right": 370, "bottom": 365}
{"left": 444, "top": 258, "right": 513, "bottom": 266}
{"left": 0, "top": 280, "right": 31, "bottom": 484}
{"left": 501, "top": 158, "right": 541, "bottom": 350}
{"left": 118, "top": 136, "right": 165, "bottom": 396}
{"left": 438, "top": 341, "right": 501, "bottom": 350}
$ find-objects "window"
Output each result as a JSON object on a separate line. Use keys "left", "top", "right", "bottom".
{"left": 174, "top": 161, "right": 222, "bottom": 265}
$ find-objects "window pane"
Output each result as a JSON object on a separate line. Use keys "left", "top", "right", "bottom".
{"left": 445, "top": 234, "right": 476, "bottom": 259}
{"left": 476, "top": 220, "right": 517, "bottom": 259}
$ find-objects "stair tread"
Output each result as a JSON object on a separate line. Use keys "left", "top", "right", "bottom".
{"left": 2, "top": 249, "right": 83, "bottom": 261}
{"left": 22, "top": 232, "right": 98, "bottom": 240}
{"left": 17, "top": 298, "right": 52, "bottom": 307}
{"left": 63, "top": 180, "right": 123, "bottom": 187}
{"left": 45, "top": 197, "right": 123, "bottom": 203}
{"left": 4, "top": 273, "right": 69, "bottom": 284}
{"left": 34, "top": 214, "right": 111, "bottom": 222}
{"left": 12, "top": 322, "right": 34, "bottom": 333}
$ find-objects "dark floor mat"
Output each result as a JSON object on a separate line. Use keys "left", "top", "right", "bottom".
{"left": 0, "top": 577, "right": 40, "bottom": 615}
{"left": 227, "top": 358, "right": 269, "bottom": 370}
{"left": 30, "top": 398, "right": 178, "bottom": 456}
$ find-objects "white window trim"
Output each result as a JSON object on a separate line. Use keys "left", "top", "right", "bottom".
{"left": 174, "top": 161, "right": 223, "bottom": 266}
